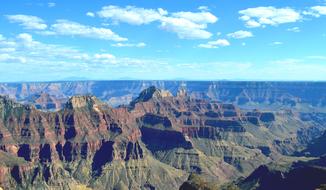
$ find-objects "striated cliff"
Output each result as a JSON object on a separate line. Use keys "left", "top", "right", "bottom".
{"left": 0, "top": 86, "right": 325, "bottom": 189}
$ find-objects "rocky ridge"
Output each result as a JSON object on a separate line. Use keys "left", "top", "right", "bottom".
{"left": 1, "top": 81, "right": 326, "bottom": 110}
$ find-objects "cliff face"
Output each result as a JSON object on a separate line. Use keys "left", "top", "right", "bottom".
{"left": 298, "top": 131, "right": 326, "bottom": 157}
{"left": 236, "top": 156, "right": 326, "bottom": 190}
{"left": 0, "top": 86, "right": 325, "bottom": 189}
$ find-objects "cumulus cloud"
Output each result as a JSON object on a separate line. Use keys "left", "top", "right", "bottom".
{"left": 198, "top": 39, "right": 230, "bottom": 48}
{"left": 239, "top": 6, "right": 301, "bottom": 28}
{"left": 50, "top": 20, "right": 127, "bottom": 41}
{"left": 227, "top": 30, "right": 253, "bottom": 39}
{"left": 16, "top": 33, "right": 40, "bottom": 47}
{"left": 97, "top": 5, "right": 166, "bottom": 25}
{"left": 5, "top": 15, "right": 127, "bottom": 42}
{"left": 171, "top": 11, "right": 217, "bottom": 24}
{"left": 96, "top": 5, "right": 218, "bottom": 39}
{"left": 304, "top": 6, "right": 326, "bottom": 17}
{"left": 111, "top": 42, "right": 146, "bottom": 47}
{"left": 6, "top": 14, "right": 47, "bottom": 30}
{"left": 311, "top": 6, "right": 326, "bottom": 15}
{"left": 160, "top": 17, "right": 213, "bottom": 39}
{"left": 159, "top": 11, "right": 217, "bottom": 39}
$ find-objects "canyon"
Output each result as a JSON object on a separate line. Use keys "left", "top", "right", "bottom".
{"left": 0, "top": 81, "right": 325, "bottom": 189}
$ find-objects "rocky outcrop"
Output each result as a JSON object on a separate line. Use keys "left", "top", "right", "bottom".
{"left": 130, "top": 86, "right": 172, "bottom": 108}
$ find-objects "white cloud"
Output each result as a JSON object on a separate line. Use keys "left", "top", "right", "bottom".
{"left": 86, "top": 12, "right": 95, "bottom": 17}
{"left": 48, "top": 2, "right": 56, "bottom": 8}
{"left": 96, "top": 5, "right": 217, "bottom": 40}
{"left": 0, "top": 53, "right": 26, "bottom": 63}
{"left": 50, "top": 20, "right": 127, "bottom": 41}
{"left": 245, "top": 20, "right": 261, "bottom": 28}
{"left": 5, "top": 15, "right": 127, "bottom": 42}
{"left": 312, "top": 6, "right": 326, "bottom": 15}
{"left": 1, "top": 32, "right": 326, "bottom": 81}
{"left": 97, "top": 5, "right": 166, "bottom": 25}
{"left": 160, "top": 17, "right": 213, "bottom": 39}
{"left": 171, "top": 11, "right": 217, "bottom": 24}
{"left": 94, "top": 53, "right": 115, "bottom": 59}
{"left": 227, "top": 30, "right": 253, "bottom": 39}
{"left": 198, "top": 39, "right": 230, "bottom": 48}
{"left": 0, "top": 34, "right": 5, "bottom": 41}
{"left": 0, "top": 48, "right": 16, "bottom": 52}
{"left": 17, "top": 33, "right": 33, "bottom": 41}
{"left": 111, "top": 42, "right": 146, "bottom": 47}
{"left": 287, "top": 27, "right": 300, "bottom": 32}
{"left": 305, "top": 6, "right": 326, "bottom": 17}
{"left": 0, "top": 33, "right": 161, "bottom": 73}
{"left": 93, "top": 53, "right": 117, "bottom": 64}
{"left": 6, "top": 14, "right": 47, "bottom": 30}
{"left": 16, "top": 33, "right": 41, "bottom": 48}
{"left": 198, "top": 6, "right": 210, "bottom": 12}
{"left": 160, "top": 10, "right": 217, "bottom": 39}
{"left": 0, "top": 33, "right": 88, "bottom": 65}
{"left": 239, "top": 7, "right": 301, "bottom": 28}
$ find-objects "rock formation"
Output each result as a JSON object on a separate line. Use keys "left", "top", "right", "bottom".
{"left": 0, "top": 86, "right": 325, "bottom": 189}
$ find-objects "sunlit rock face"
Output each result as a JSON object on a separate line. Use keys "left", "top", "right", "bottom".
{"left": 0, "top": 85, "right": 325, "bottom": 190}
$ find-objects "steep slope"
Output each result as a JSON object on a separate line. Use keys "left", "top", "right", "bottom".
{"left": 229, "top": 126, "right": 326, "bottom": 190}
{"left": 0, "top": 86, "right": 325, "bottom": 189}
{"left": 130, "top": 87, "right": 326, "bottom": 176}
{"left": 235, "top": 157, "right": 326, "bottom": 190}
{"left": 0, "top": 94, "right": 187, "bottom": 189}
{"left": 179, "top": 173, "right": 219, "bottom": 190}
{"left": 299, "top": 131, "right": 326, "bottom": 157}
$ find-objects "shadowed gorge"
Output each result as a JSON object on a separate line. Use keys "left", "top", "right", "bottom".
{"left": 92, "top": 141, "right": 114, "bottom": 177}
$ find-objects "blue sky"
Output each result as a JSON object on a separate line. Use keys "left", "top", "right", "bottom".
{"left": 0, "top": 0, "right": 326, "bottom": 81}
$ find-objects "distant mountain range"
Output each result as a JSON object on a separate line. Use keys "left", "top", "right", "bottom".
{"left": 1, "top": 81, "right": 326, "bottom": 109}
